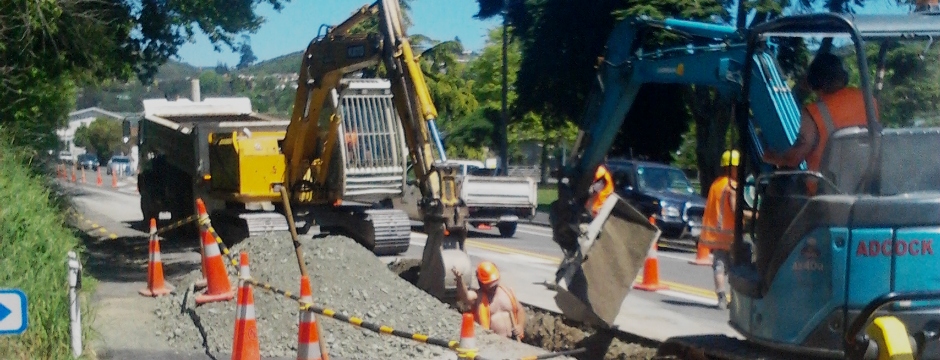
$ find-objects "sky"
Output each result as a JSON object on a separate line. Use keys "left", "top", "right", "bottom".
{"left": 176, "top": 1, "right": 501, "bottom": 67}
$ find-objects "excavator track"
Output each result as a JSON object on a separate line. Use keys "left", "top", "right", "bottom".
{"left": 655, "top": 335, "right": 838, "bottom": 360}
{"left": 363, "top": 208, "right": 412, "bottom": 255}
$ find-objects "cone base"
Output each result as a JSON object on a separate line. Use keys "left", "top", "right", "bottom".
{"left": 195, "top": 290, "right": 234, "bottom": 305}
{"left": 689, "top": 258, "right": 713, "bottom": 266}
{"left": 139, "top": 284, "right": 175, "bottom": 297}
{"left": 194, "top": 278, "right": 208, "bottom": 289}
{"left": 633, "top": 283, "right": 669, "bottom": 291}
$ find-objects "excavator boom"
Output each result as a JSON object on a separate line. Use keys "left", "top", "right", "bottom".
{"left": 280, "top": 0, "right": 470, "bottom": 300}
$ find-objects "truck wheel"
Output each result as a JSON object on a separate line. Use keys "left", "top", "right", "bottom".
{"left": 498, "top": 222, "right": 517, "bottom": 238}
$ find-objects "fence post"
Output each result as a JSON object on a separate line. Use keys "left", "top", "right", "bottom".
{"left": 67, "top": 251, "right": 82, "bottom": 358}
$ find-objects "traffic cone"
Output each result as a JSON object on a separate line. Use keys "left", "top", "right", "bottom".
{"left": 140, "top": 218, "right": 174, "bottom": 297}
{"left": 111, "top": 171, "right": 119, "bottom": 188}
{"left": 71, "top": 167, "right": 77, "bottom": 183}
{"left": 633, "top": 237, "right": 669, "bottom": 292}
{"left": 195, "top": 199, "right": 234, "bottom": 305}
{"left": 194, "top": 199, "right": 211, "bottom": 289}
{"left": 96, "top": 168, "right": 103, "bottom": 186}
{"left": 298, "top": 275, "right": 326, "bottom": 360}
{"left": 81, "top": 168, "right": 86, "bottom": 184}
{"left": 457, "top": 312, "right": 477, "bottom": 355}
{"left": 689, "top": 242, "right": 713, "bottom": 266}
{"left": 232, "top": 252, "right": 260, "bottom": 360}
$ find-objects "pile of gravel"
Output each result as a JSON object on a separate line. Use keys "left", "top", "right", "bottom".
{"left": 154, "top": 234, "right": 546, "bottom": 359}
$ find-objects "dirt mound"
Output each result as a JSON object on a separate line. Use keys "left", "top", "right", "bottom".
{"left": 154, "top": 235, "right": 566, "bottom": 359}
{"left": 523, "top": 307, "right": 658, "bottom": 360}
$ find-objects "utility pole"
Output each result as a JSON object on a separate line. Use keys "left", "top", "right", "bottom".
{"left": 499, "top": 13, "right": 510, "bottom": 176}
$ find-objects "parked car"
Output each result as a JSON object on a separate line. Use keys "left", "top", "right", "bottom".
{"left": 605, "top": 159, "right": 705, "bottom": 239}
{"left": 76, "top": 153, "right": 99, "bottom": 171}
{"left": 107, "top": 155, "right": 133, "bottom": 176}
{"left": 58, "top": 151, "right": 73, "bottom": 164}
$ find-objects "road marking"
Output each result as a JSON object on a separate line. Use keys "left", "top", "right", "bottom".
{"left": 516, "top": 228, "right": 553, "bottom": 237}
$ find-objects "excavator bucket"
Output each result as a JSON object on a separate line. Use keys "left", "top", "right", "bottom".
{"left": 553, "top": 193, "right": 659, "bottom": 328}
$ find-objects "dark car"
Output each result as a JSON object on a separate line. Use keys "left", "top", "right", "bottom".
{"left": 606, "top": 159, "right": 705, "bottom": 239}
{"left": 76, "top": 153, "right": 99, "bottom": 171}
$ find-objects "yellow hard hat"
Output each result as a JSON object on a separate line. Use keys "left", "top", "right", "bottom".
{"left": 721, "top": 150, "right": 741, "bottom": 167}
{"left": 476, "top": 261, "right": 500, "bottom": 285}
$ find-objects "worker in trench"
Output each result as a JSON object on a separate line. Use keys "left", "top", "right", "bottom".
{"left": 452, "top": 261, "right": 526, "bottom": 341}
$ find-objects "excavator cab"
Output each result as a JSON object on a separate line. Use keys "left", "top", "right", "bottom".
{"left": 723, "top": 13, "right": 940, "bottom": 359}
{"left": 553, "top": 8, "right": 940, "bottom": 359}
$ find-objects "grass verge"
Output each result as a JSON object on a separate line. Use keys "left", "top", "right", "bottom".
{"left": 537, "top": 184, "right": 558, "bottom": 213}
{"left": 0, "top": 140, "right": 95, "bottom": 359}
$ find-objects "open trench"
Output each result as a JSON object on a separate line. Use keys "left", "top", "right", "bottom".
{"left": 388, "top": 259, "right": 661, "bottom": 360}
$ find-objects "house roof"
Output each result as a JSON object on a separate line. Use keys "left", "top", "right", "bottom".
{"left": 68, "top": 107, "right": 126, "bottom": 122}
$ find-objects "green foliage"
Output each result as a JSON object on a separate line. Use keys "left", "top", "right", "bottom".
{"left": 243, "top": 51, "right": 303, "bottom": 75}
{"left": 0, "top": 137, "right": 94, "bottom": 359}
{"left": 74, "top": 118, "right": 125, "bottom": 162}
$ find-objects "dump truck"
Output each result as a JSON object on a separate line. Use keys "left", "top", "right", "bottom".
{"left": 136, "top": 91, "right": 292, "bottom": 233}
{"left": 134, "top": 79, "right": 412, "bottom": 255}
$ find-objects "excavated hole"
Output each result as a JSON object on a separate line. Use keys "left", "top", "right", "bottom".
{"left": 388, "top": 259, "right": 660, "bottom": 360}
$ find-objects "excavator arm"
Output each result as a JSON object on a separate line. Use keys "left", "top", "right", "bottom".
{"left": 551, "top": 16, "right": 802, "bottom": 328}
{"left": 280, "top": 0, "right": 470, "bottom": 300}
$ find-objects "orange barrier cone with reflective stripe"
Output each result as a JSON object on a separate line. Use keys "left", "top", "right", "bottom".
{"left": 96, "top": 168, "right": 103, "bottom": 186}
{"left": 195, "top": 199, "right": 234, "bottom": 305}
{"left": 457, "top": 312, "right": 477, "bottom": 357}
{"left": 298, "top": 275, "right": 326, "bottom": 360}
{"left": 194, "top": 199, "right": 211, "bottom": 289}
{"left": 111, "top": 171, "right": 119, "bottom": 188}
{"left": 81, "top": 168, "right": 86, "bottom": 184}
{"left": 690, "top": 241, "right": 713, "bottom": 266}
{"left": 232, "top": 252, "right": 260, "bottom": 360}
{"left": 140, "top": 218, "right": 174, "bottom": 297}
{"left": 634, "top": 216, "right": 669, "bottom": 292}
{"left": 71, "top": 167, "right": 77, "bottom": 183}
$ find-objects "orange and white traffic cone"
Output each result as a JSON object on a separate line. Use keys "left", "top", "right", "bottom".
{"left": 81, "top": 168, "right": 86, "bottom": 184}
{"left": 195, "top": 199, "right": 234, "bottom": 305}
{"left": 689, "top": 241, "right": 713, "bottom": 266}
{"left": 298, "top": 275, "right": 326, "bottom": 360}
{"left": 140, "top": 218, "right": 174, "bottom": 297}
{"left": 456, "top": 312, "right": 477, "bottom": 357}
{"left": 194, "top": 199, "right": 211, "bottom": 289}
{"left": 111, "top": 171, "right": 119, "bottom": 188}
{"left": 96, "top": 168, "right": 103, "bottom": 186}
{"left": 71, "top": 167, "right": 77, "bottom": 183}
{"left": 633, "top": 240, "right": 669, "bottom": 292}
{"left": 232, "top": 252, "right": 260, "bottom": 360}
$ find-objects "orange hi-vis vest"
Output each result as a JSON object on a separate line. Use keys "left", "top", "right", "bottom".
{"left": 701, "top": 175, "right": 735, "bottom": 251}
{"left": 587, "top": 165, "right": 615, "bottom": 216}
{"left": 474, "top": 285, "right": 522, "bottom": 339}
{"left": 804, "top": 87, "right": 871, "bottom": 171}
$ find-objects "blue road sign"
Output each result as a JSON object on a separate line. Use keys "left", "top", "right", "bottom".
{"left": 0, "top": 289, "right": 27, "bottom": 335}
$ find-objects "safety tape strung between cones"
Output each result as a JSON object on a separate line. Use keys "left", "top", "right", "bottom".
{"left": 154, "top": 214, "right": 200, "bottom": 236}
{"left": 241, "top": 278, "right": 460, "bottom": 350}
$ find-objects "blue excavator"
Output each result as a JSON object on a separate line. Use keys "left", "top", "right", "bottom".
{"left": 550, "top": 10, "right": 940, "bottom": 360}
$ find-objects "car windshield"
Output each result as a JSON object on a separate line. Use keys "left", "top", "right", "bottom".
{"left": 636, "top": 166, "right": 695, "bottom": 195}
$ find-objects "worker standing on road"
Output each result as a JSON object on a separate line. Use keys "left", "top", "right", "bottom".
{"left": 585, "top": 164, "right": 614, "bottom": 217}
{"left": 452, "top": 262, "right": 526, "bottom": 341}
{"left": 701, "top": 150, "right": 741, "bottom": 310}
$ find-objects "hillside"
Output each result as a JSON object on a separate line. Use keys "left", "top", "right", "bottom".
{"left": 242, "top": 51, "right": 303, "bottom": 75}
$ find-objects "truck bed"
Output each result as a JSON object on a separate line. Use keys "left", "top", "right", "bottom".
{"left": 461, "top": 175, "right": 537, "bottom": 214}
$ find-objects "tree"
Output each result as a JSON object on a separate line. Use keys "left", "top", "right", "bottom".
{"left": 74, "top": 118, "right": 125, "bottom": 161}
{"left": 0, "top": 0, "right": 287, "bottom": 152}
{"left": 237, "top": 36, "right": 258, "bottom": 70}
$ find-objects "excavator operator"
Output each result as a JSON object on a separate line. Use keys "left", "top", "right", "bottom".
{"left": 452, "top": 262, "right": 526, "bottom": 341}
{"left": 762, "top": 52, "right": 878, "bottom": 171}
{"left": 586, "top": 164, "right": 615, "bottom": 217}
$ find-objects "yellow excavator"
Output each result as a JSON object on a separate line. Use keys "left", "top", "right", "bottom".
{"left": 277, "top": 0, "right": 472, "bottom": 300}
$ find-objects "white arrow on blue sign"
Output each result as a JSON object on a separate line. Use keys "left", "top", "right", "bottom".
{"left": 0, "top": 289, "right": 28, "bottom": 335}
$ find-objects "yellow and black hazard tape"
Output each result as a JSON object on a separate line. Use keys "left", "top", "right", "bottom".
{"left": 154, "top": 214, "right": 200, "bottom": 236}
{"left": 242, "top": 278, "right": 461, "bottom": 350}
